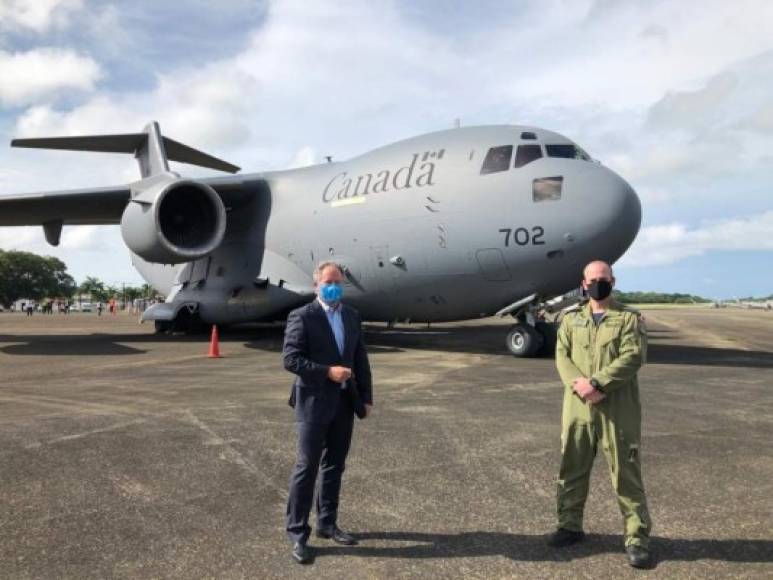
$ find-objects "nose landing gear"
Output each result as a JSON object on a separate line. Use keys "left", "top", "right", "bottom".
{"left": 505, "top": 319, "right": 556, "bottom": 357}
{"left": 506, "top": 323, "right": 542, "bottom": 357}
{"left": 500, "top": 291, "right": 578, "bottom": 357}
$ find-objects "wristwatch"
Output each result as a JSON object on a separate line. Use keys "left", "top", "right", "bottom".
{"left": 590, "top": 378, "right": 604, "bottom": 393}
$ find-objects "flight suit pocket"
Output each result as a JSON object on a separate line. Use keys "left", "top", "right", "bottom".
{"left": 598, "top": 321, "right": 622, "bottom": 359}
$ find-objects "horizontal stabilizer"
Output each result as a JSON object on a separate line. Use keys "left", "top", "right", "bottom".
{"left": 161, "top": 137, "right": 240, "bottom": 174}
{"left": 11, "top": 125, "right": 240, "bottom": 174}
{"left": 12, "top": 134, "right": 145, "bottom": 154}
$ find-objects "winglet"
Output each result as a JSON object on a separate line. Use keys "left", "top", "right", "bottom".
{"left": 11, "top": 121, "right": 241, "bottom": 177}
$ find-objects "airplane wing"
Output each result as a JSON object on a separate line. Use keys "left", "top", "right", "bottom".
{"left": 0, "top": 185, "right": 131, "bottom": 226}
{"left": 0, "top": 175, "right": 255, "bottom": 248}
{"left": 0, "top": 177, "right": 252, "bottom": 227}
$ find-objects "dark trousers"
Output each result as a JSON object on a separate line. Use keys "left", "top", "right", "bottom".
{"left": 286, "top": 401, "right": 354, "bottom": 543}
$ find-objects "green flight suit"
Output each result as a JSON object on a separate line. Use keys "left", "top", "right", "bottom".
{"left": 555, "top": 300, "right": 651, "bottom": 548}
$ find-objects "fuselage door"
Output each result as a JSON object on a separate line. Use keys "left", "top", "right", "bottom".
{"left": 475, "top": 248, "right": 512, "bottom": 281}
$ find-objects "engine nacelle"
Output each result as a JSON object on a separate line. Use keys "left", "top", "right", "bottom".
{"left": 121, "top": 177, "right": 227, "bottom": 264}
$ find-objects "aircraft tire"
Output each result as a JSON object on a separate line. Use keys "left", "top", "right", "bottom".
{"left": 506, "top": 323, "right": 542, "bottom": 357}
{"left": 154, "top": 320, "right": 172, "bottom": 334}
{"left": 170, "top": 308, "right": 207, "bottom": 334}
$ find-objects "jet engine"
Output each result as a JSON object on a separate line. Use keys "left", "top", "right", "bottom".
{"left": 120, "top": 177, "right": 227, "bottom": 264}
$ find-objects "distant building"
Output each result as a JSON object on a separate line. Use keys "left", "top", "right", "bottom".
{"left": 12, "top": 298, "right": 35, "bottom": 311}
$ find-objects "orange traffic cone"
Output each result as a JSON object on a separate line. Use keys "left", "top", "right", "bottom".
{"left": 208, "top": 324, "right": 222, "bottom": 358}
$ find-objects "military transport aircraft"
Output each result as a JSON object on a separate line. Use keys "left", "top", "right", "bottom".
{"left": 0, "top": 122, "right": 641, "bottom": 356}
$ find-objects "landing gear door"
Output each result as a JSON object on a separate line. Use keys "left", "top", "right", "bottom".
{"left": 174, "top": 257, "right": 211, "bottom": 286}
{"left": 190, "top": 257, "right": 211, "bottom": 284}
{"left": 174, "top": 262, "right": 192, "bottom": 285}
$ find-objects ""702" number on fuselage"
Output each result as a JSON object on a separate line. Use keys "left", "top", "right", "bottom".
{"left": 498, "top": 226, "right": 545, "bottom": 247}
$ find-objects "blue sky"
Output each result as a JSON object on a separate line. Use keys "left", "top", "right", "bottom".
{"left": 0, "top": 0, "right": 772, "bottom": 299}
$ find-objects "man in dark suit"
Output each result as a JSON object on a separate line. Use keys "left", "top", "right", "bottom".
{"left": 283, "top": 261, "right": 373, "bottom": 565}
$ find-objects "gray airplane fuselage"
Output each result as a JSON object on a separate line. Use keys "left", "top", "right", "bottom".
{"left": 133, "top": 125, "right": 641, "bottom": 324}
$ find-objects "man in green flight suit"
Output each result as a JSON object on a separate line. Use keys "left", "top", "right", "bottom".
{"left": 548, "top": 260, "right": 652, "bottom": 569}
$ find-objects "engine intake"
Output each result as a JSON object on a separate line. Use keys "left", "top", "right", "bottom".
{"left": 121, "top": 177, "right": 226, "bottom": 264}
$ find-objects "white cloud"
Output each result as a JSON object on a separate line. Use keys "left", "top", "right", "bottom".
{"left": 0, "top": 0, "right": 83, "bottom": 33}
{"left": 0, "top": 48, "right": 101, "bottom": 106}
{"left": 619, "top": 211, "right": 773, "bottom": 267}
{"left": 0, "top": 225, "right": 142, "bottom": 284}
{"left": 15, "top": 99, "right": 139, "bottom": 137}
{"left": 288, "top": 145, "right": 320, "bottom": 168}
{"left": 8, "top": 0, "right": 463, "bottom": 167}
{"left": 482, "top": 0, "right": 773, "bottom": 110}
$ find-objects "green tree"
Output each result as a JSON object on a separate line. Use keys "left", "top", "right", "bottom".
{"left": 141, "top": 283, "right": 154, "bottom": 298}
{"left": 105, "top": 285, "right": 120, "bottom": 301}
{"left": 0, "top": 249, "right": 76, "bottom": 307}
{"left": 123, "top": 286, "right": 143, "bottom": 302}
{"left": 77, "top": 276, "right": 106, "bottom": 303}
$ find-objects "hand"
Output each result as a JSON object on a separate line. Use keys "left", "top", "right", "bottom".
{"left": 364, "top": 404, "right": 373, "bottom": 418}
{"left": 585, "top": 390, "right": 606, "bottom": 405}
{"left": 572, "top": 377, "right": 595, "bottom": 399}
{"left": 327, "top": 366, "right": 352, "bottom": 383}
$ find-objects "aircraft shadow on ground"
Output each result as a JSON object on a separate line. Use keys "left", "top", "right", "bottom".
{"left": 362, "top": 325, "right": 513, "bottom": 357}
{"left": 2, "top": 326, "right": 771, "bottom": 368}
{"left": 646, "top": 343, "right": 773, "bottom": 368}
{"left": 313, "top": 531, "right": 773, "bottom": 568}
{"left": 0, "top": 334, "right": 148, "bottom": 356}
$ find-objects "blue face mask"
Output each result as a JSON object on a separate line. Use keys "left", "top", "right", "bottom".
{"left": 319, "top": 283, "right": 343, "bottom": 304}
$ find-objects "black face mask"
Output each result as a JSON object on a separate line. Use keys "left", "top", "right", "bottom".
{"left": 587, "top": 280, "right": 613, "bottom": 300}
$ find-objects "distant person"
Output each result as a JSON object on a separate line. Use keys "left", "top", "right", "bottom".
{"left": 26, "top": 304, "right": 33, "bottom": 316}
{"left": 282, "top": 261, "right": 373, "bottom": 565}
{"left": 97, "top": 303, "right": 103, "bottom": 316}
{"left": 548, "top": 260, "right": 652, "bottom": 569}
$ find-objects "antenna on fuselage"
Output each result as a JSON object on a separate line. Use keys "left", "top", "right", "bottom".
{"left": 325, "top": 155, "right": 333, "bottom": 163}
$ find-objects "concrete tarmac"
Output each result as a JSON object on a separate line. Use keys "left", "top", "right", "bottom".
{"left": 1, "top": 306, "right": 771, "bottom": 579}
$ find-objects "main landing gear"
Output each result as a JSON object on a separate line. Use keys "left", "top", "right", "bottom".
{"left": 153, "top": 304, "right": 207, "bottom": 334}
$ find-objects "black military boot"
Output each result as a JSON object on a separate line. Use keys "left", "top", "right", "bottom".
{"left": 625, "top": 544, "right": 651, "bottom": 568}
{"left": 546, "top": 528, "right": 585, "bottom": 547}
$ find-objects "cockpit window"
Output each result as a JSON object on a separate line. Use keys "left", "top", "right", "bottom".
{"left": 545, "top": 144, "right": 592, "bottom": 161}
{"left": 480, "top": 145, "right": 513, "bottom": 174}
{"left": 514, "top": 144, "right": 543, "bottom": 168}
{"left": 533, "top": 176, "right": 563, "bottom": 202}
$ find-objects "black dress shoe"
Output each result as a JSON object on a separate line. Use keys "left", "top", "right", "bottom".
{"left": 292, "top": 542, "right": 312, "bottom": 565}
{"left": 316, "top": 525, "right": 358, "bottom": 546}
{"left": 626, "top": 545, "right": 651, "bottom": 568}
{"left": 546, "top": 528, "right": 585, "bottom": 547}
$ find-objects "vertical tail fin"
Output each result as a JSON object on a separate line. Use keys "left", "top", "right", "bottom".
{"left": 135, "top": 122, "right": 170, "bottom": 178}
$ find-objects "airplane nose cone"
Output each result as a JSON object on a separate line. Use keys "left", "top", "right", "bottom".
{"left": 565, "top": 166, "right": 642, "bottom": 265}
{"left": 610, "top": 175, "right": 642, "bottom": 254}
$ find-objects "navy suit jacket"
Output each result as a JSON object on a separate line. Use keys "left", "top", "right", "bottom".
{"left": 283, "top": 299, "right": 373, "bottom": 424}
